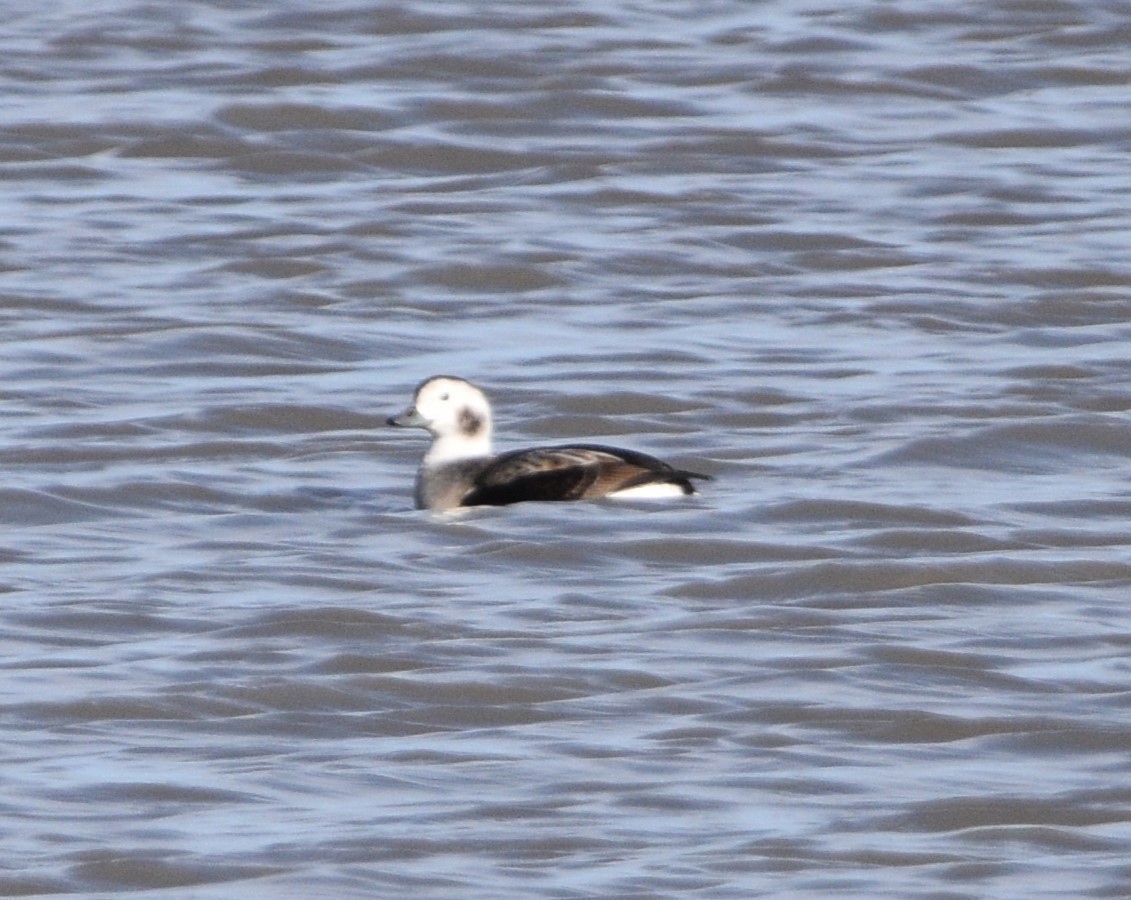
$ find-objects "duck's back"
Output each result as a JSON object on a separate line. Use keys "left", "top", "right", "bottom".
{"left": 459, "top": 444, "right": 708, "bottom": 508}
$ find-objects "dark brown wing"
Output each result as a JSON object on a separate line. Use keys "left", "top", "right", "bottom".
{"left": 461, "top": 445, "right": 710, "bottom": 507}
{"left": 564, "top": 444, "right": 713, "bottom": 484}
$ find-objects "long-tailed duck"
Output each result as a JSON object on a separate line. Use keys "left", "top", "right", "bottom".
{"left": 388, "top": 376, "right": 712, "bottom": 510}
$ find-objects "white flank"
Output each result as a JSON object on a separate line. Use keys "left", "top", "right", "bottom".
{"left": 607, "top": 482, "right": 688, "bottom": 500}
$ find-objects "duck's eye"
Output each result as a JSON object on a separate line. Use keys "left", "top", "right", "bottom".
{"left": 439, "top": 393, "right": 449, "bottom": 401}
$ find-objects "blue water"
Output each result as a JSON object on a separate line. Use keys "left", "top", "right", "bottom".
{"left": 2, "top": 1, "right": 1130, "bottom": 896}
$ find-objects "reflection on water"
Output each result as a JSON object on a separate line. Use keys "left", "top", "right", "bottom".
{"left": 3, "top": 0, "right": 1131, "bottom": 895}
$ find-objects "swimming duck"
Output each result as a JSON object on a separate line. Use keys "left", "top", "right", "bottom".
{"left": 387, "top": 376, "right": 711, "bottom": 510}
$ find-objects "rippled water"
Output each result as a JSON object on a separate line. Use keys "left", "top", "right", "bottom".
{"left": 4, "top": 1, "right": 1131, "bottom": 896}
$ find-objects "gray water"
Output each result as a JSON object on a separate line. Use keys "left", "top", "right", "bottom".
{"left": 3, "top": 1, "right": 1131, "bottom": 896}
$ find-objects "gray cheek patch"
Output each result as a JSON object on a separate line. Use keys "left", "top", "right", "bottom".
{"left": 459, "top": 407, "right": 484, "bottom": 437}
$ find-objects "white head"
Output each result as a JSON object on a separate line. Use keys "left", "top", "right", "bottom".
{"left": 387, "top": 376, "right": 494, "bottom": 465}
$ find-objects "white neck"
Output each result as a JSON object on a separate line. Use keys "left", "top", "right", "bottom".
{"left": 423, "top": 429, "right": 493, "bottom": 467}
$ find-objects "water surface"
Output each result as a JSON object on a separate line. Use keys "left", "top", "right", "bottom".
{"left": 3, "top": 1, "right": 1131, "bottom": 896}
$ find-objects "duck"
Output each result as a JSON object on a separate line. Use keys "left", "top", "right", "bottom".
{"left": 387, "top": 376, "right": 712, "bottom": 510}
